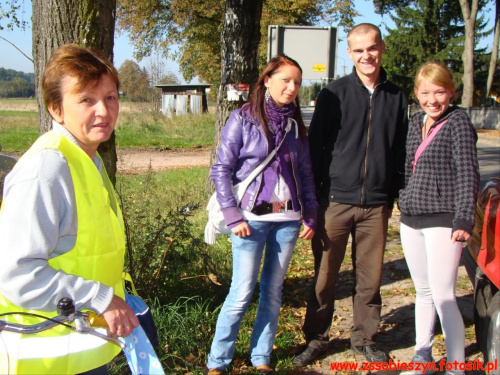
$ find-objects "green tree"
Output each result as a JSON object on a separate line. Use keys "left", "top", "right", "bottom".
{"left": 116, "top": 0, "right": 339, "bottom": 87}
{"left": 383, "top": 0, "right": 468, "bottom": 99}
{"left": 118, "top": 59, "right": 151, "bottom": 101}
{"left": 0, "top": 77, "right": 35, "bottom": 98}
{"left": 299, "top": 82, "right": 322, "bottom": 103}
{"left": 0, "top": 0, "right": 27, "bottom": 30}
{"left": 373, "top": 0, "right": 491, "bottom": 107}
{"left": 380, "top": 0, "right": 489, "bottom": 104}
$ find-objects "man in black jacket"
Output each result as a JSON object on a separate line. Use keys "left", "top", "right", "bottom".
{"left": 293, "top": 23, "right": 408, "bottom": 366}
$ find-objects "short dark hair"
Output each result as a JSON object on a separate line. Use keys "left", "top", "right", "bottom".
{"left": 42, "top": 44, "right": 120, "bottom": 115}
{"left": 347, "top": 23, "right": 383, "bottom": 46}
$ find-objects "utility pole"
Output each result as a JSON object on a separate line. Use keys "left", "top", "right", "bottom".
{"left": 338, "top": 57, "right": 347, "bottom": 77}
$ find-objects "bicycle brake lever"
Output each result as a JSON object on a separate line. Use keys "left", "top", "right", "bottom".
{"left": 71, "top": 312, "right": 125, "bottom": 349}
{"left": 86, "top": 329, "right": 126, "bottom": 349}
{"left": 74, "top": 312, "right": 91, "bottom": 333}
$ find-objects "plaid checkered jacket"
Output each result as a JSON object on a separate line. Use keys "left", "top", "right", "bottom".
{"left": 398, "top": 106, "right": 480, "bottom": 233}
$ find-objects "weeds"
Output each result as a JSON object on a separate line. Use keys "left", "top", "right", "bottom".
{"left": 116, "top": 167, "right": 232, "bottom": 303}
{"left": 154, "top": 297, "right": 220, "bottom": 371}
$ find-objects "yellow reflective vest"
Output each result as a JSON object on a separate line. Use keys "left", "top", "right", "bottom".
{"left": 0, "top": 131, "right": 125, "bottom": 374}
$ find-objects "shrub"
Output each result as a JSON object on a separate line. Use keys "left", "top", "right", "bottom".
{"left": 116, "top": 167, "right": 232, "bottom": 304}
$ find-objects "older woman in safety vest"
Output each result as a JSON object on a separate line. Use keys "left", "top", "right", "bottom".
{"left": 0, "top": 44, "right": 139, "bottom": 374}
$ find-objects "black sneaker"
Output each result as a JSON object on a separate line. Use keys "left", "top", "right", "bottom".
{"left": 292, "top": 345, "right": 326, "bottom": 366}
{"left": 351, "top": 344, "right": 388, "bottom": 363}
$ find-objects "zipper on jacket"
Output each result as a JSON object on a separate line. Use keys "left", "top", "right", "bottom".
{"left": 359, "top": 81, "right": 382, "bottom": 205}
{"left": 287, "top": 144, "right": 304, "bottom": 220}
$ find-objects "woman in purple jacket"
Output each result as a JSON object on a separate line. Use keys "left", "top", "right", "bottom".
{"left": 206, "top": 55, "right": 318, "bottom": 374}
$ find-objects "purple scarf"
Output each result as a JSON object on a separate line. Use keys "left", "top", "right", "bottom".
{"left": 266, "top": 99, "right": 296, "bottom": 147}
{"left": 255, "top": 99, "right": 296, "bottom": 205}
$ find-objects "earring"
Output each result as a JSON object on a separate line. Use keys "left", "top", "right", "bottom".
{"left": 265, "top": 87, "right": 270, "bottom": 102}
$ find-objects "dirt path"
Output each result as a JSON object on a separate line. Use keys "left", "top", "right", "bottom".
{"left": 117, "top": 147, "right": 211, "bottom": 173}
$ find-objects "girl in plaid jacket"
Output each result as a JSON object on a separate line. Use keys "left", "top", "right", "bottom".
{"left": 398, "top": 61, "right": 480, "bottom": 375}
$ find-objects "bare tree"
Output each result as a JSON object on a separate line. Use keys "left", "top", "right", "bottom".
{"left": 31, "top": 0, "right": 118, "bottom": 183}
{"left": 482, "top": 0, "right": 499, "bottom": 104}
{"left": 206, "top": 0, "right": 263, "bottom": 191}
{"left": 459, "top": 0, "right": 479, "bottom": 107}
{"left": 145, "top": 52, "right": 180, "bottom": 112}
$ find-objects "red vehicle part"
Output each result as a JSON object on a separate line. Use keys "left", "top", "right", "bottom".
{"left": 466, "top": 177, "right": 500, "bottom": 374}
{"left": 469, "top": 177, "right": 500, "bottom": 289}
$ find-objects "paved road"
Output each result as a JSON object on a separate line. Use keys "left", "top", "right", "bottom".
{"left": 301, "top": 106, "right": 500, "bottom": 188}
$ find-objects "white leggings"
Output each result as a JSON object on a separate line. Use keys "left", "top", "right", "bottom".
{"left": 400, "top": 223, "right": 465, "bottom": 364}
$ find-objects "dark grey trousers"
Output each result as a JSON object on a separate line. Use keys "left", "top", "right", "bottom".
{"left": 302, "top": 200, "right": 389, "bottom": 348}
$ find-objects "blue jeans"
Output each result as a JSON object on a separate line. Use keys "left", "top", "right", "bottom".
{"left": 207, "top": 220, "right": 301, "bottom": 370}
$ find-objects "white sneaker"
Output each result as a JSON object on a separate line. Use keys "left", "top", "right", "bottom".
{"left": 400, "top": 355, "right": 436, "bottom": 375}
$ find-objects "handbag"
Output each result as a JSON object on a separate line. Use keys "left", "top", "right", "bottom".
{"left": 204, "top": 118, "right": 296, "bottom": 245}
{"left": 122, "top": 272, "right": 159, "bottom": 347}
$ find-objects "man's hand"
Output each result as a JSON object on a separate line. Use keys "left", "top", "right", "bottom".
{"left": 102, "top": 295, "right": 139, "bottom": 337}
{"left": 298, "top": 224, "right": 315, "bottom": 240}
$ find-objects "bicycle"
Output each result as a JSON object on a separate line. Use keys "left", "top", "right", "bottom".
{"left": 0, "top": 297, "right": 165, "bottom": 375}
{"left": 0, "top": 297, "right": 124, "bottom": 349}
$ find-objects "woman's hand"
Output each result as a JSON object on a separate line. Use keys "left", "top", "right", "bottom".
{"left": 231, "top": 222, "right": 251, "bottom": 237}
{"left": 298, "top": 224, "right": 315, "bottom": 240}
{"left": 102, "top": 295, "right": 140, "bottom": 337}
{"left": 451, "top": 229, "right": 470, "bottom": 243}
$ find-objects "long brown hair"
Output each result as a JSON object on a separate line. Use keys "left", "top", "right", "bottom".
{"left": 248, "top": 54, "right": 307, "bottom": 140}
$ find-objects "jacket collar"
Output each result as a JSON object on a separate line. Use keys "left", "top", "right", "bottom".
{"left": 350, "top": 66, "right": 387, "bottom": 88}
{"left": 415, "top": 105, "right": 460, "bottom": 126}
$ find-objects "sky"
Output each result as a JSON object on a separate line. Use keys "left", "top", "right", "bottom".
{"left": 0, "top": 1, "right": 496, "bottom": 83}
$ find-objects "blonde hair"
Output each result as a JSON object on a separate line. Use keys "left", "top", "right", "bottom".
{"left": 414, "top": 61, "right": 455, "bottom": 91}
{"left": 347, "top": 23, "right": 382, "bottom": 47}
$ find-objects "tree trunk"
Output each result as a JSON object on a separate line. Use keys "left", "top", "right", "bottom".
{"left": 31, "top": 0, "right": 118, "bottom": 184}
{"left": 459, "top": 0, "right": 479, "bottom": 108}
{"left": 482, "top": 0, "right": 499, "bottom": 104}
{"left": 205, "top": 0, "right": 264, "bottom": 192}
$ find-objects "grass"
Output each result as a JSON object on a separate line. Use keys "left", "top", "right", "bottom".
{"left": 109, "top": 165, "right": 330, "bottom": 374}
{"left": 0, "top": 110, "right": 39, "bottom": 151}
{"left": 0, "top": 98, "right": 216, "bottom": 152}
{"left": 115, "top": 111, "right": 215, "bottom": 149}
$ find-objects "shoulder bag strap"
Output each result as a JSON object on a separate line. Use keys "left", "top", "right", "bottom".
{"left": 412, "top": 119, "right": 448, "bottom": 172}
{"left": 234, "top": 118, "right": 294, "bottom": 200}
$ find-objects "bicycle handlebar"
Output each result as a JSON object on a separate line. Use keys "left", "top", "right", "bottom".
{"left": 0, "top": 297, "right": 125, "bottom": 349}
